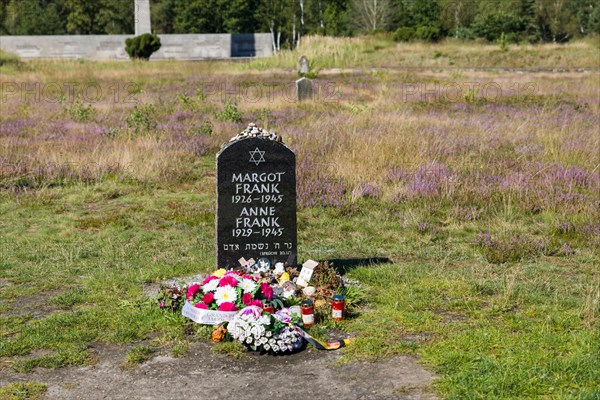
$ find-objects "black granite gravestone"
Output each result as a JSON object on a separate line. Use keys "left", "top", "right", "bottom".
{"left": 217, "top": 134, "right": 297, "bottom": 269}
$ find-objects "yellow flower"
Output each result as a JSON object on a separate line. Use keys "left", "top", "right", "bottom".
{"left": 212, "top": 268, "right": 226, "bottom": 278}
{"left": 279, "top": 272, "right": 290, "bottom": 284}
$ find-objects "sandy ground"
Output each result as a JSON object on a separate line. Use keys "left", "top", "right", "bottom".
{"left": 1, "top": 342, "right": 438, "bottom": 400}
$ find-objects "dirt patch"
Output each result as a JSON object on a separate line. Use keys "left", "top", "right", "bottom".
{"left": 2, "top": 289, "right": 61, "bottom": 320}
{"left": 402, "top": 333, "right": 437, "bottom": 344}
{"left": 0, "top": 342, "right": 438, "bottom": 400}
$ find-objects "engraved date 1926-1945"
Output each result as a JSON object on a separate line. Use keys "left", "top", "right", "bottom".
{"left": 232, "top": 195, "right": 283, "bottom": 204}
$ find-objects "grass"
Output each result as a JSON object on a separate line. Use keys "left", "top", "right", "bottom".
{"left": 122, "top": 344, "right": 155, "bottom": 369}
{"left": 0, "top": 382, "right": 46, "bottom": 400}
{"left": 1, "top": 37, "right": 599, "bottom": 398}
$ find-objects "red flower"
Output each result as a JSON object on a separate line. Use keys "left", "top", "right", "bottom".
{"left": 187, "top": 284, "right": 200, "bottom": 301}
{"left": 202, "top": 292, "right": 214, "bottom": 304}
{"left": 194, "top": 302, "right": 208, "bottom": 309}
{"left": 249, "top": 299, "right": 263, "bottom": 307}
{"left": 219, "top": 275, "right": 238, "bottom": 287}
{"left": 202, "top": 275, "right": 218, "bottom": 285}
{"left": 242, "top": 292, "right": 253, "bottom": 305}
{"left": 218, "top": 302, "right": 237, "bottom": 312}
{"left": 260, "top": 282, "right": 273, "bottom": 300}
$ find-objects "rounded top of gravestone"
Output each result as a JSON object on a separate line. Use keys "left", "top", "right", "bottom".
{"left": 227, "top": 123, "right": 282, "bottom": 144}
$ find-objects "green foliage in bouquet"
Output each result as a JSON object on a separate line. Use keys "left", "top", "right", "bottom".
{"left": 157, "top": 280, "right": 185, "bottom": 312}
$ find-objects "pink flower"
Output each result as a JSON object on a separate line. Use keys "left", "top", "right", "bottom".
{"left": 187, "top": 284, "right": 200, "bottom": 300}
{"left": 202, "top": 292, "right": 214, "bottom": 304}
{"left": 275, "top": 308, "right": 292, "bottom": 323}
{"left": 219, "top": 275, "right": 238, "bottom": 287}
{"left": 194, "top": 302, "right": 208, "bottom": 309}
{"left": 249, "top": 299, "right": 263, "bottom": 307}
{"left": 260, "top": 282, "right": 273, "bottom": 300}
{"left": 202, "top": 275, "right": 219, "bottom": 285}
{"left": 218, "top": 302, "right": 237, "bottom": 312}
{"left": 242, "top": 292, "right": 253, "bottom": 305}
{"left": 241, "top": 305, "right": 263, "bottom": 318}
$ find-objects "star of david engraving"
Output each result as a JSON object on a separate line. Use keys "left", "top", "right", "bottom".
{"left": 249, "top": 148, "right": 265, "bottom": 166}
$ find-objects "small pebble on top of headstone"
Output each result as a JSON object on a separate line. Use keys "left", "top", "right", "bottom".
{"left": 298, "top": 55, "right": 309, "bottom": 75}
{"left": 296, "top": 77, "right": 313, "bottom": 102}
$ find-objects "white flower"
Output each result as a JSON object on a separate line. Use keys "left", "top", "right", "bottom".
{"left": 214, "top": 286, "right": 237, "bottom": 305}
{"left": 266, "top": 331, "right": 272, "bottom": 338}
{"left": 246, "top": 337, "right": 253, "bottom": 344}
{"left": 240, "top": 279, "right": 257, "bottom": 293}
{"left": 202, "top": 279, "right": 219, "bottom": 293}
{"left": 272, "top": 345, "right": 279, "bottom": 352}
{"left": 274, "top": 262, "right": 285, "bottom": 274}
{"left": 258, "top": 316, "right": 270, "bottom": 325}
{"left": 264, "top": 344, "right": 270, "bottom": 351}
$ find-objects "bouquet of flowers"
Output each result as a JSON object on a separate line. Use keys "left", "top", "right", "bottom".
{"left": 186, "top": 269, "right": 274, "bottom": 312}
{"left": 227, "top": 305, "right": 304, "bottom": 354}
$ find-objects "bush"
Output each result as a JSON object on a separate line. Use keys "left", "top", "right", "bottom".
{"left": 472, "top": 12, "right": 525, "bottom": 42}
{"left": 0, "top": 49, "right": 22, "bottom": 67}
{"left": 394, "top": 27, "right": 415, "bottom": 42}
{"left": 453, "top": 27, "right": 476, "bottom": 40}
{"left": 125, "top": 33, "right": 161, "bottom": 61}
{"left": 127, "top": 103, "right": 157, "bottom": 132}
{"left": 415, "top": 25, "right": 441, "bottom": 42}
{"left": 215, "top": 100, "right": 242, "bottom": 123}
{"left": 589, "top": 6, "right": 600, "bottom": 34}
{"left": 65, "top": 98, "right": 96, "bottom": 122}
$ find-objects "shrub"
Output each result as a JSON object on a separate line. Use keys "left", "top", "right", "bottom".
{"left": 415, "top": 26, "right": 441, "bottom": 42}
{"left": 472, "top": 12, "right": 525, "bottom": 42}
{"left": 394, "top": 27, "right": 415, "bottom": 42}
{"left": 453, "top": 27, "right": 476, "bottom": 40}
{"left": 0, "top": 49, "right": 22, "bottom": 67}
{"left": 127, "top": 103, "right": 157, "bottom": 132}
{"left": 125, "top": 33, "right": 161, "bottom": 61}
{"left": 215, "top": 100, "right": 242, "bottom": 123}
{"left": 588, "top": 6, "right": 600, "bottom": 34}
{"left": 64, "top": 98, "right": 96, "bottom": 122}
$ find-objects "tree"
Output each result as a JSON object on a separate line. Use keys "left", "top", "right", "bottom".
{"left": 95, "top": 0, "right": 133, "bottom": 34}
{"left": 395, "top": 0, "right": 441, "bottom": 28}
{"left": 151, "top": 0, "right": 177, "bottom": 34}
{"left": 438, "top": 0, "right": 479, "bottom": 37}
{"left": 173, "top": 0, "right": 224, "bottom": 33}
{"left": 351, "top": 0, "right": 393, "bottom": 33}
{"left": 255, "top": 0, "right": 290, "bottom": 51}
{"left": 1, "top": 0, "right": 66, "bottom": 35}
{"left": 535, "top": 0, "right": 578, "bottom": 42}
